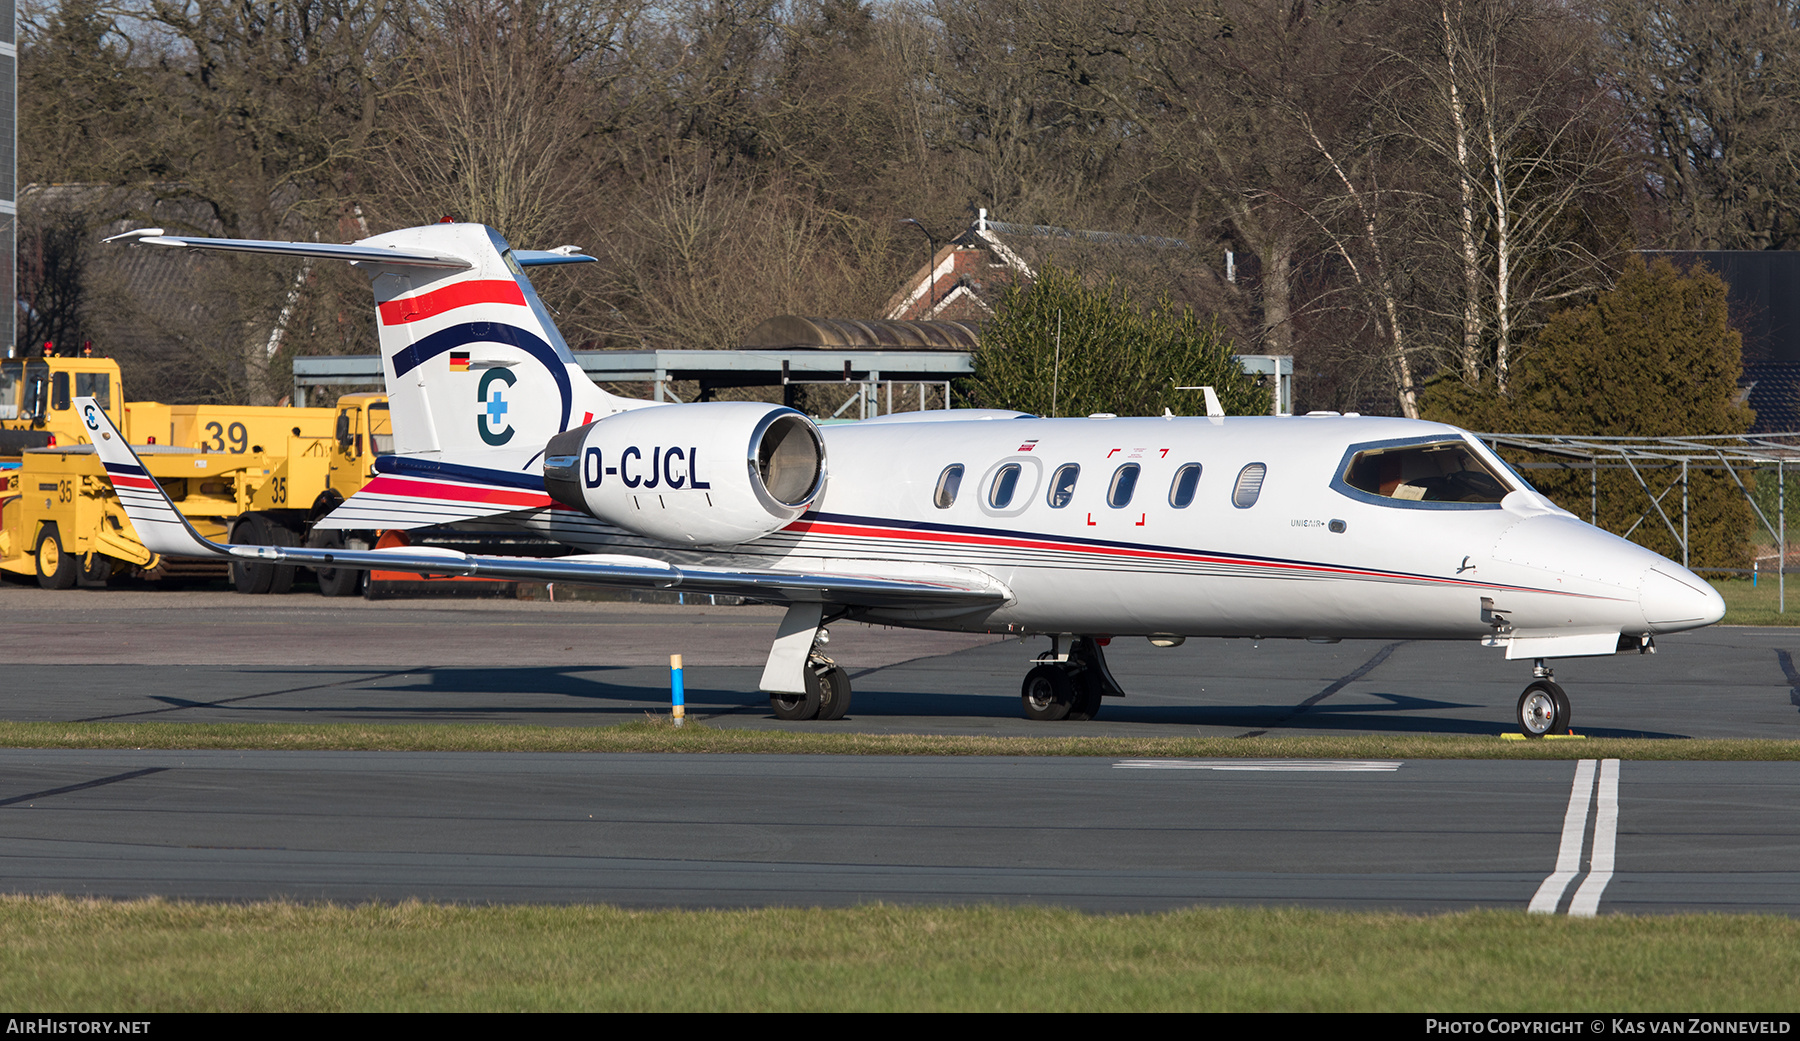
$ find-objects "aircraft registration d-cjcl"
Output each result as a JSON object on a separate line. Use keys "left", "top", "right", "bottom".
{"left": 89, "top": 222, "right": 1726, "bottom": 735}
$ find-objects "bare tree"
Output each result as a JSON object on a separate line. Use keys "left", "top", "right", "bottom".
{"left": 1384, "top": 0, "right": 1627, "bottom": 392}
{"left": 376, "top": 0, "right": 643, "bottom": 248}
{"left": 1603, "top": 0, "right": 1800, "bottom": 250}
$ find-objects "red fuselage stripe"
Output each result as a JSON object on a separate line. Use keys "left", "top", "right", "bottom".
{"left": 362, "top": 475, "right": 552, "bottom": 509}
{"left": 378, "top": 280, "right": 527, "bottom": 326}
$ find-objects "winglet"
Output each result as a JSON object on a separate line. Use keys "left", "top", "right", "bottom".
{"left": 77, "top": 397, "right": 233, "bottom": 561}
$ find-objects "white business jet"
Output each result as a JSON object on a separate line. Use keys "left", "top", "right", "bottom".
{"left": 91, "top": 222, "right": 1725, "bottom": 736}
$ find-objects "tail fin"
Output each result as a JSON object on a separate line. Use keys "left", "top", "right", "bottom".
{"left": 359, "top": 224, "right": 645, "bottom": 457}
{"left": 107, "top": 222, "right": 649, "bottom": 459}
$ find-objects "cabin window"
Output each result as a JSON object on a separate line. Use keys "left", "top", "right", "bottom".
{"left": 934, "top": 464, "right": 964, "bottom": 508}
{"left": 1342, "top": 440, "right": 1511, "bottom": 504}
{"left": 989, "top": 463, "right": 1022, "bottom": 508}
{"left": 1232, "top": 463, "right": 1267, "bottom": 508}
{"left": 51, "top": 372, "right": 70, "bottom": 412}
{"left": 1047, "top": 464, "right": 1080, "bottom": 508}
{"left": 1169, "top": 463, "right": 1202, "bottom": 508}
{"left": 1107, "top": 463, "right": 1140, "bottom": 508}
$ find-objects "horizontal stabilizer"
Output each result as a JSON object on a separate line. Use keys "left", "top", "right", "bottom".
{"left": 104, "top": 229, "right": 473, "bottom": 269}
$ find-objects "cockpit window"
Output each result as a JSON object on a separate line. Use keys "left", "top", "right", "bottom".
{"left": 1342, "top": 440, "right": 1512, "bottom": 504}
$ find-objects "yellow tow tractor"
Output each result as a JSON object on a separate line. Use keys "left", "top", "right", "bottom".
{"left": 1, "top": 353, "right": 388, "bottom": 595}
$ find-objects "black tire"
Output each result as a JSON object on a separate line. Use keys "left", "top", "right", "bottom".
{"left": 1517, "top": 680, "right": 1569, "bottom": 738}
{"left": 815, "top": 665, "right": 852, "bottom": 721}
{"left": 1021, "top": 664, "right": 1075, "bottom": 722}
{"left": 34, "top": 527, "right": 76, "bottom": 590}
{"left": 770, "top": 680, "right": 821, "bottom": 721}
{"left": 1552, "top": 685, "right": 1573, "bottom": 736}
{"left": 1067, "top": 674, "right": 1103, "bottom": 722}
{"left": 80, "top": 552, "right": 113, "bottom": 587}
{"left": 230, "top": 514, "right": 275, "bottom": 594}
{"left": 265, "top": 522, "right": 298, "bottom": 595}
{"left": 308, "top": 530, "right": 362, "bottom": 598}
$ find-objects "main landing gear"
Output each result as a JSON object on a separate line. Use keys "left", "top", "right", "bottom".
{"left": 1021, "top": 636, "right": 1125, "bottom": 722}
{"left": 770, "top": 650, "right": 852, "bottom": 722}
{"left": 765, "top": 613, "right": 853, "bottom": 722}
{"left": 1515, "top": 659, "right": 1573, "bottom": 738}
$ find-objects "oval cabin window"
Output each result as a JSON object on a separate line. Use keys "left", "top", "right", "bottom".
{"left": 989, "top": 463, "right": 1022, "bottom": 509}
{"left": 1047, "top": 464, "right": 1080, "bottom": 508}
{"left": 1232, "top": 463, "right": 1267, "bottom": 508}
{"left": 1169, "top": 463, "right": 1201, "bottom": 508}
{"left": 934, "top": 464, "right": 964, "bottom": 509}
{"left": 1108, "top": 463, "right": 1140, "bottom": 508}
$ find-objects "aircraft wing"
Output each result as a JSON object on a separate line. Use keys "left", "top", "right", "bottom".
{"left": 76, "top": 398, "right": 1006, "bottom": 611}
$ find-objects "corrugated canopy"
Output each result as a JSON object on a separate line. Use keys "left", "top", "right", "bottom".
{"left": 742, "top": 316, "right": 981, "bottom": 351}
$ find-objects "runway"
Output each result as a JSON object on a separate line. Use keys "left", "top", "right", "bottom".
{"left": 1, "top": 586, "right": 1795, "bottom": 739}
{"left": 2, "top": 584, "right": 1798, "bottom": 913}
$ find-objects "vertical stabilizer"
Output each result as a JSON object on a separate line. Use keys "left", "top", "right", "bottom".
{"left": 356, "top": 223, "right": 647, "bottom": 457}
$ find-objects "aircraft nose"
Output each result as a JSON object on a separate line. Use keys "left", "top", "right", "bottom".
{"left": 1638, "top": 566, "right": 1726, "bottom": 632}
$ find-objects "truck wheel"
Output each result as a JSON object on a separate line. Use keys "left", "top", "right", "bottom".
{"left": 308, "top": 530, "right": 362, "bottom": 598}
{"left": 266, "top": 522, "right": 298, "bottom": 594}
{"left": 81, "top": 553, "right": 113, "bottom": 587}
{"left": 35, "top": 527, "right": 77, "bottom": 590}
{"left": 230, "top": 514, "right": 276, "bottom": 594}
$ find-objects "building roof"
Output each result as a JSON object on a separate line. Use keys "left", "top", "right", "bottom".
{"left": 741, "top": 315, "right": 980, "bottom": 351}
{"left": 883, "top": 210, "right": 1192, "bottom": 322}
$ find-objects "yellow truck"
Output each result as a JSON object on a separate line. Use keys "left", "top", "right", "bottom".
{"left": 1, "top": 354, "right": 389, "bottom": 594}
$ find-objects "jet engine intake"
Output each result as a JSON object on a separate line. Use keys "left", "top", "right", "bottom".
{"left": 542, "top": 402, "right": 825, "bottom": 545}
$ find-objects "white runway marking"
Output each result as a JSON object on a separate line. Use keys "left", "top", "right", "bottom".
{"left": 1112, "top": 759, "right": 1403, "bottom": 772}
{"left": 1529, "top": 758, "right": 1620, "bottom": 915}
{"left": 1569, "top": 759, "right": 1620, "bottom": 917}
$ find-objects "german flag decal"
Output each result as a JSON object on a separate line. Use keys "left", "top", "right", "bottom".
{"left": 449, "top": 352, "right": 470, "bottom": 372}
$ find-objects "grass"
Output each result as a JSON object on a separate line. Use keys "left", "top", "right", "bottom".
{"left": 1712, "top": 576, "right": 1800, "bottom": 625}
{"left": 4, "top": 718, "right": 1799, "bottom": 759}
{"left": 2, "top": 897, "right": 1797, "bottom": 1011}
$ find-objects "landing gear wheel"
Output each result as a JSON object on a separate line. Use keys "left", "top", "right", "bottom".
{"left": 34, "top": 527, "right": 75, "bottom": 590}
{"left": 1517, "top": 680, "right": 1570, "bottom": 738}
{"left": 1067, "top": 675, "right": 1103, "bottom": 722}
{"left": 1552, "top": 686, "right": 1573, "bottom": 735}
{"left": 814, "top": 665, "right": 852, "bottom": 721}
{"left": 1021, "top": 664, "right": 1076, "bottom": 722}
{"left": 770, "top": 680, "right": 821, "bottom": 721}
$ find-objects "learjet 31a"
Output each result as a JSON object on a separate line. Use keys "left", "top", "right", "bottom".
{"left": 88, "top": 222, "right": 1726, "bottom": 735}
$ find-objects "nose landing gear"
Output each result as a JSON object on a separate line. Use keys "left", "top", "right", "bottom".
{"left": 1516, "top": 660, "right": 1573, "bottom": 738}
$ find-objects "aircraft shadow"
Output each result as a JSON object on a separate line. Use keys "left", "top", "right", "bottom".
{"left": 114, "top": 666, "right": 1691, "bottom": 738}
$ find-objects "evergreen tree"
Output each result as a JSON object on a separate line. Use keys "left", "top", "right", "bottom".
{"left": 966, "top": 269, "right": 1266, "bottom": 419}
{"left": 1424, "top": 257, "right": 1754, "bottom": 568}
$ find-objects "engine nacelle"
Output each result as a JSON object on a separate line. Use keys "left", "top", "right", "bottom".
{"left": 541, "top": 402, "right": 826, "bottom": 546}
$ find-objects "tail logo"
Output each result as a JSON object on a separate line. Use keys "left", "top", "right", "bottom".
{"left": 478, "top": 367, "right": 518, "bottom": 446}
